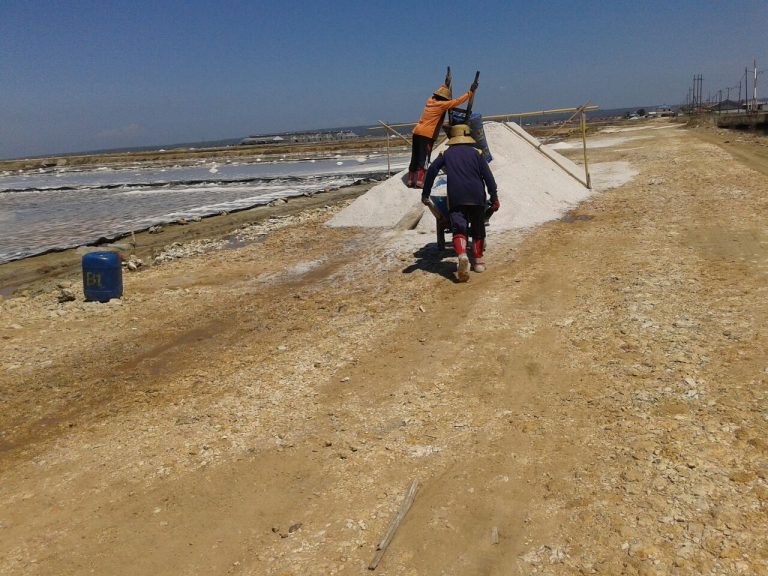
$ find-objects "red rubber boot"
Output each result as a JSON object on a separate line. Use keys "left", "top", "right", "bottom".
{"left": 415, "top": 168, "right": 426, "bottom": 189}
{"left": 453, "top": 234, "right": 470, "bottom": 282}
{"left": 473, "top": 238, "right": 486, "bottom": 273}
{"left": 406, "top": 171, "right": 416, "bottom": 188}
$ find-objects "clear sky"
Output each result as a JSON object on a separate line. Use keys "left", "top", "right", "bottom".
{"left": 1, "top": 0, "right": 766, "bottom": 159}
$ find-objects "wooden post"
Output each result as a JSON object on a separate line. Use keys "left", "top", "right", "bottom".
{"left": 580, "top": 109, "right": 592, "bottom": 189}
{"left": 386, "top": 129, "right": 391, "bottom": 177}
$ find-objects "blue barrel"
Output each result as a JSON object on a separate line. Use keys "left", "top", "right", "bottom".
{"left": 82, "top": 251, "right": 123, "bottom": 302}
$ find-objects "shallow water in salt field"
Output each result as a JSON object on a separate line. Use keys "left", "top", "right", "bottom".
{"left": 0, "top": 153, "right": 409, "bottom": 264}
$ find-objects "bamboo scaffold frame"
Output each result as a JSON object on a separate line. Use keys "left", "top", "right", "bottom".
{"left": 371, "top": 104, "right": 597, "bottom": 189}
{"left": 369, "top": 105, "right": 600, "bottom": 131}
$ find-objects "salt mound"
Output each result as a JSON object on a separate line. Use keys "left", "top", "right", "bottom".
{"left": 327, "top": 121, "right": 592, "bottom": 232}
{"left": 326, "top": 165, "right": 418, "bottom": 228}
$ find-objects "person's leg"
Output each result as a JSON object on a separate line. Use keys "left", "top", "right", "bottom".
{"left": 450, "top": 207, "right": 471, "bottom": 282}
{"left": 415, "top": 140, "right": 433, "bottom": 189}
{"left": 410, "top": 136, "right": 429, "bottom": 169}
{"left": 467, "top": 205, "right": 487, "bottom": 272}
{"left": 407, "top": 137, "right": 420, "bottom": 187}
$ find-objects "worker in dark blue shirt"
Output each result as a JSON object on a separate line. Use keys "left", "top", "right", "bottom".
{"left": 421, "top": 124, "right": 499, "bottom": 282}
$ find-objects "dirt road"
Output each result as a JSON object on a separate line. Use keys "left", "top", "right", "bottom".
{"left": 1, "top": 123, "right": 767, "bottom": 575}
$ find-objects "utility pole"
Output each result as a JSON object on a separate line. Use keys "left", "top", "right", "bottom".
{"left": 746, "top": 67, "right": 750, "bottom": 111}
{"left": 693, "top": 76, "right": 699, "bottom": 110}
{"left": 753, "top": 59, "right": 758, "bottom": 112}
{"left": 692, "top": 74, "right": 703, "bottom": 111}
{"left": 694, "top": 74, "right": 701, "bottom": 110}
{"left": 696, "top": 74, "right": 701, "bottom": 110}
{"left": 692, "top": 75, "right": 697, "bottom": 110}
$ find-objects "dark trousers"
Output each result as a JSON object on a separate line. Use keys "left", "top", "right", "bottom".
{"left": 449, "top": 205, "right": 486, "bottom": 240}
{"left": 409, "top": 135, "right": 434, "bottom": 172}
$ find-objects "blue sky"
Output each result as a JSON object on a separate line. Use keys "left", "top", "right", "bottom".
{"left": 1, "top": 0, "right": 766, "bottom": 159}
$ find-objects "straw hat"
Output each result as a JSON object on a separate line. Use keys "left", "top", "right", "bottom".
{"left": 433, "top": 85, "right": 452, "bottom": 99}
{"left": 447, "top": 124, "right": 476, "bottom": 145}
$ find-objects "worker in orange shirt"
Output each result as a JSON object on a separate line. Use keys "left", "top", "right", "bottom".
{"left": 408, "top": 77, "right": 478, "bottom": 189}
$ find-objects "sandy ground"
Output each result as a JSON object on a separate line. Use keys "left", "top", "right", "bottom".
{"left": 1, "top": 122, "right": 768, "bottom": 575}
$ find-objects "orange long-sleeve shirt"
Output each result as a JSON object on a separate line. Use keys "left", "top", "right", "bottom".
{"left": 412, "top": 91, "right": 472, "bottom": 138}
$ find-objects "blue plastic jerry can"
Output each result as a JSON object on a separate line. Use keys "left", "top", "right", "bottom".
{"left": 82, "top": 251, "right": 123, "bottom": 302}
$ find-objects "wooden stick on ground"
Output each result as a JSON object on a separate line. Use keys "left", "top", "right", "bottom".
{"left": 368, "top": 479, "right": 419, "bottom": 571}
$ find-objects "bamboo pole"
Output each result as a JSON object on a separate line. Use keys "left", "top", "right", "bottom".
{"left": 368, "top": 106, "right": 600, "bottom": 130}
{"left": 580, "top": 110, "right": 592, "bottom": 189}
{"left": 487, "top": 105, "right": 599, "bottom": 122}
{"left": 385, "top": 127, "right": 391, "bottom": 176}
{"left": 376, "top": 120, "right": 412, "bottom": 145}
{"left": 551, "top": 100, "right": 592, "bottom": 137}
{"left": 500, "top": 123, "right": 589, "bottom": 188}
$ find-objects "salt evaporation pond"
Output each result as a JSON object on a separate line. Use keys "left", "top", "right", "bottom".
{"left": 0, "top": 153, "right": 408, "bottom": 264}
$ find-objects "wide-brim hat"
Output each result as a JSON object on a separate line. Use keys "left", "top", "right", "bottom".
{"left": 447, "top": 124, "right": 476, "bottom": 145}
{"left": 433, "top": 85, "right": 452, "bottom": 99}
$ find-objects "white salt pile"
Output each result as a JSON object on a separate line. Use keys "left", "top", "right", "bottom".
{"left": 327, "top": 121, "right": 593, "bottom": 233}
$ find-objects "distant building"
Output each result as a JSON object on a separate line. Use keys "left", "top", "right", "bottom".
{"left": 239, "top": 130, "right": 358, "bottom": 146}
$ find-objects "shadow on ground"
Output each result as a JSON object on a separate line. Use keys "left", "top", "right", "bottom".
{"left": 402, "top": 244, "right": 458, "bottom": 283}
